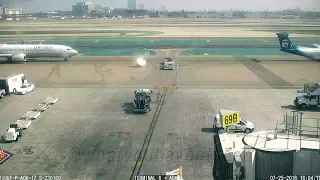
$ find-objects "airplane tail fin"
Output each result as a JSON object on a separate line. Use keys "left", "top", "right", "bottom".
{"left": 276, "top": 32, "right": 295, "bottom": 51}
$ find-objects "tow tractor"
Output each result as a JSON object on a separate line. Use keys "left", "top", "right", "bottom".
{"left": 160, "top": 57, "right": 176, "bottom": 70}
{"left": 133, "top": 89, "right": 152, "bottom": 113}
{"left": 3, "top": 124, "right": 22, "bottom": 142}
{"left": 294, "top": 83, "right": 320, "bottom": 110}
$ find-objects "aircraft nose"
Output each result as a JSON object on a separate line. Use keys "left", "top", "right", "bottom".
{"left": 73, "top": 50, "right": 78, "bottom": 55}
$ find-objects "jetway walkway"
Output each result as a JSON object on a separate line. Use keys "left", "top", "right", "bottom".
{"left": 213, "top": 110, "right": 320, "bottom": 180}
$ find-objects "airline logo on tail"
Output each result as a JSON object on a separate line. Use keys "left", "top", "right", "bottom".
{"left": 276, "top": 32, "right": 293, "bottom": 50}
{"left": 281, "top": 39, "right": 290, "bottom": 49}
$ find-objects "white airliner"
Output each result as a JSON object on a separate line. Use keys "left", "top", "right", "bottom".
{"left": 0, "top": 43, "right": 78, "bottom": 62}
{"left": 276, "top": 32, "right": 320, "bottom": 60}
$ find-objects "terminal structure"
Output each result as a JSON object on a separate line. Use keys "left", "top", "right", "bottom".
{"left": 214, "top": 110, "right": 320, "bottom": 180}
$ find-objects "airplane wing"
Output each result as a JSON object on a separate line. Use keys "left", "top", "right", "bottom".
{"left": 313, "top": 44, "right": 320, "bottom": 48}
{"left": 0, "top": 54, "right": 13, "bottom": 57}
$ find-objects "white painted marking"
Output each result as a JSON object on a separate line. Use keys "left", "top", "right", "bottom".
{"left": 263, "top": 40, "right": 268, "bottom": 42}
{"left": 142, "top": 58, "right": 156, "bottom": 80}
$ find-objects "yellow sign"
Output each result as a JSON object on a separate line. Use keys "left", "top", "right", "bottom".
{"left": 222, "top": 112, "right": 240, "bottom": 127}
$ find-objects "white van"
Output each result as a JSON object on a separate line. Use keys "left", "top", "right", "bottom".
{"left": 214, "top": 112, "right": 255, "bottom": 133}
{"left": 0, "top": 73, "right": 26, "bottom": 94}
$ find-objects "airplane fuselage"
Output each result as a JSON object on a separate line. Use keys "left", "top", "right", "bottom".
{"left": 0, "top": 44, "right": 78, "bottom": 60}
{"left": 281, "top": 46, "right": 320, "bottom": 60}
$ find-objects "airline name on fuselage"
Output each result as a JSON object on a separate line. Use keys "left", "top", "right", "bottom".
{"left": 33, "top": 46, "right": 54, "bottom": 50}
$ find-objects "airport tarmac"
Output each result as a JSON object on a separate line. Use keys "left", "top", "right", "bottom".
{"left": 1, "top": 54, "right": 320, "bottom": 179}
{"left": 0, "top": 53, "right": 319, "bottom": 88}
{"left": 0, "top": 87, "right": 319, "bottom": 179}
{"left": 1, "top": 19, "right": 320, "bottom": 179}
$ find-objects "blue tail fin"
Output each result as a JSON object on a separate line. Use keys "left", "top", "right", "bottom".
{"left": 276, "top": 32, "right": 295, "bottom": 51}
{"left": 276, "top": 32, "right": 307, "bottom": 57}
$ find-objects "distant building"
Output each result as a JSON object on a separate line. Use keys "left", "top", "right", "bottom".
{"left": 2, "top": 7, "right": 22, "bottom": 20}
{"left": 3, "top": 7, "right": 22, "bottom": 15}
{"left": 94, "top": 5, "right": 102, "bottom": 12}
{"left": 128, "top": 0, "right": 136, "bottom": 10}
{"left": 85, "top": 2, "right": 94, "bottom": 12}
{"left": 138, "top": 3, "right": 144, "bottom": 10}
{"left": 72, "top": 2, "right": 94, "bottom": 16}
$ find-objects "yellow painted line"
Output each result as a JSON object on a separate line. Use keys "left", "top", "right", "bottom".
{"left": 263, "top": 40, "right": 268, "bottom": 42}
{"left": 130, "top": 89, "right": 167, "bottom": 179}
{"left": 207, "top": 40, "right": 210, "bottom": 42}
{"left": 95, "top": 40, "right": 99, "bottom": 43}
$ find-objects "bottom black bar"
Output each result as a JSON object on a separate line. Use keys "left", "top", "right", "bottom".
{"left": 134, "top": 175, "right": 177, "bottom": 180}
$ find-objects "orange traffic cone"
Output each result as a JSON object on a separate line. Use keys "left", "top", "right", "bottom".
{"left": 0, "top": 149, "right": 5, "bottom": 160}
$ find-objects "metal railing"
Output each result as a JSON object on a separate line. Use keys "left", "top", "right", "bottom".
{"left": 274, "top": 111, "right": 320, "bottom": 151}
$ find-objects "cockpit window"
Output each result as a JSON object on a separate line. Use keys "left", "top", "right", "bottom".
{"left": 67, "top": 49, "right": 71, "bottom": 50}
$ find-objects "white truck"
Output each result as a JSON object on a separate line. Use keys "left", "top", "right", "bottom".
{"left": 214, "top": 109, "right": 255, "bottom": 133}
{"left": 0, "top": 73, "right": 26, "bottom": 95}
{"left": 294, "top": 83, "right": 320, "bottom": 110}
{"left": 0, "top": 89, "right": 5, "bottom": 99}
{"left": 160, "top": 57, "right": 176, "bottom": 70}
{"left": 3, "top": 124, "right": 22, "bottom": 142}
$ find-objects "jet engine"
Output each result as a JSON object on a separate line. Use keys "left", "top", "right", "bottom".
{"left": 11, "top": 54, "right": 26, "bottom": 61}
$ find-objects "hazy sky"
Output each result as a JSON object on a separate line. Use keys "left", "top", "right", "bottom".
{"left": 5, "top": 0, "right": 320, "bottom": 13}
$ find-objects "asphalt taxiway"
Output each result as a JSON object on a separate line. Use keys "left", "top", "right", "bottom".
{"left": 1, "top": 53, "right": 320, "bottom": 179}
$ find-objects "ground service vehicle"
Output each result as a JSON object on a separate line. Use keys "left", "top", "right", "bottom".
{"left": 214, "top": 109, "right": 255, "bottom": 133}
{"left": 294, "top": 83, "right": 320, "bottom": 110}
{"left": 0, "top": 89, "right": 5, "bottom": 99}
{"left": 133, "top": 89, "right": 152, "bottom": 113}
{"left": 160, "top": 57, "right": 175, "bottom": 70}
{"left": 0, "top": 73, "right": 26, "bottom": 94}
{"left": 3, "top": 124, "right": 22, "bottom": 142}
{"left": 16, "top": 83, "right": 35, "bottom": 95}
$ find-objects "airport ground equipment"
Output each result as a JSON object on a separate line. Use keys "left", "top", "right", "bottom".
{"left": 3, "top": 124, "right": 22, "bottom": 142}
{"left": 294, "top": 83, "right": 320, "bottom": 110}
{"left": 214, "top": 109, "right": 254, "bottom": 133}
{"left": 32, "top": 103, "right": 51, "bottom": 112}
{"left": 21, "top": 111, "right": 40, "bottom": 120}
{"left": 15, "top": 119, "right": 32, "bottom": 129}
{"left": 160, "top": 57, "right": 175, "bottom": 70}
{"left": 0, "top": 89, "right": 5, "bottom": 99}
{"left": 0, "top": 73, "right": 27, "bottom": 94}
{"left": 16, "top": 83, "right": 35, "bottom": 95}
{"left": 43, "top": 97, "right": 58, "bottom": 104}
{"left": 133, "top": 89, "right": 152, "bottom": 113}
{"left": 165, "top": 166, "right": 183, "bottom": 180}
{"left": 33, "top": 97, "right": 58, "bottom": 112}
